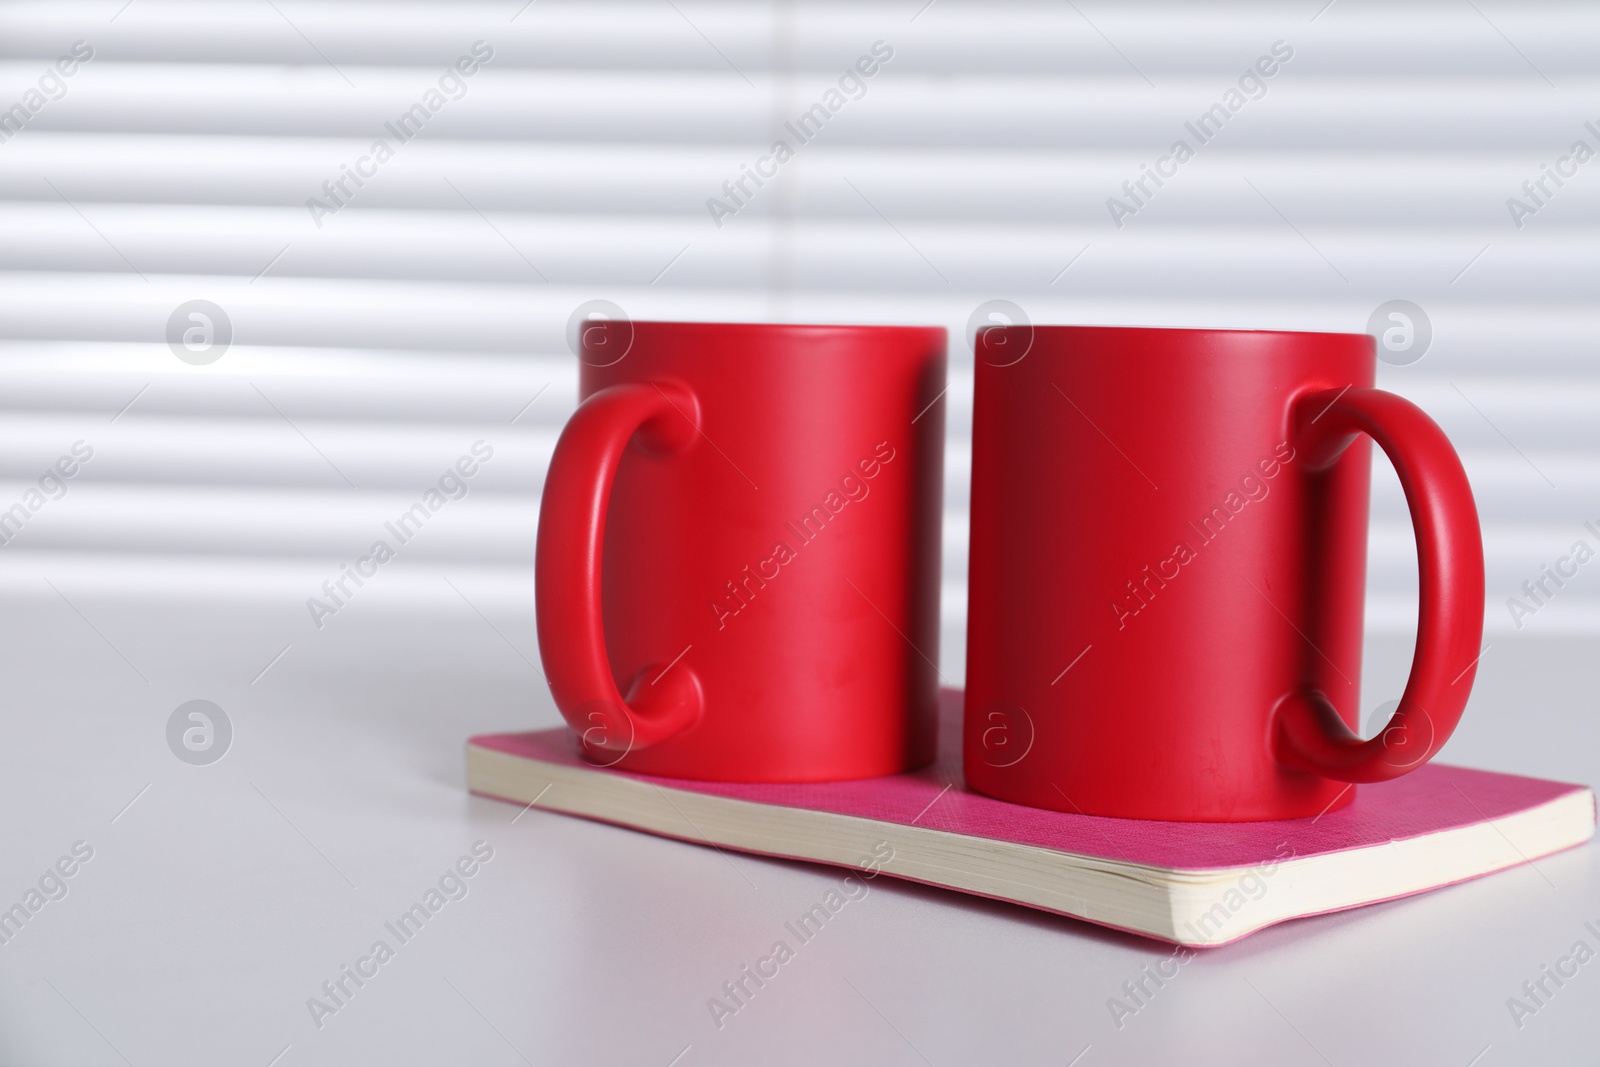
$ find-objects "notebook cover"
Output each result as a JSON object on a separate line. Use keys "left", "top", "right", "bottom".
{"left": 468, "top": 689, "right": 1595, "bottom": 940}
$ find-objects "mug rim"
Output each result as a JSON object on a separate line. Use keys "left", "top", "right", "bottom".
{"left": 627, "top": 320, "right": 947, "bottom": 336}
{"left": 982, "top": 323, "right": 1371, "bottom": 344}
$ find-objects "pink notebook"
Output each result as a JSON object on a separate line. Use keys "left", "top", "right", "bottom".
{"left": 466, "top": 690, "right": 1595, "bottom": 945}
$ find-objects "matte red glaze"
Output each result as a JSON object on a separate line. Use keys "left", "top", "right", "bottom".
{"left": 964, "top": 326, "right": 1485, "bottom": 821}
{"left": 537, "top": 321, "right": 946, "bottom": 782}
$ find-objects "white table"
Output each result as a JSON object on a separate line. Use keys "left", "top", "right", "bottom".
{"left": 1, "top": 586, "right": 1595, "bottom": 1066}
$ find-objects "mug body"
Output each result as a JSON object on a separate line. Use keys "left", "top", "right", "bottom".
{"left": 577, "top": 321, "right": 946, "bottom": 781}
{"left": 964, "top": 326, "right": 1375, "bottom": 820}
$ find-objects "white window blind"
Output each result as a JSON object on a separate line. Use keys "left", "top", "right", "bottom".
{"left": 1, "top": 1, "right": 1596, "bottom": 681}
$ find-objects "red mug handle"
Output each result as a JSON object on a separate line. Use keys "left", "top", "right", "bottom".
{"left": 1273, "top": 387, "right": 1485, "bottom": 783}
{"left": 535, "top": 381, "right": 705, "bottom": 754}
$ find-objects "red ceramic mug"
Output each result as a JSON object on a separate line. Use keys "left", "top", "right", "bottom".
{"left": 964, "top": 325, "right": 1485, "bottom": 821}
{"left": 537, "top": 321, "right": 946, "bottom": 781}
